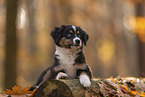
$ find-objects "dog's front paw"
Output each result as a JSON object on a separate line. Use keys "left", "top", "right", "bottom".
{"left": 56, "top": 72, "right": 68, "bottom": 79}
{"left": 79, "top": 73, "right": 91, "bottom": 87}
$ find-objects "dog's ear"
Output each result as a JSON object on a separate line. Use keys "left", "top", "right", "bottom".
{"left": 82, "top": 31, "right": 89, "bottom": 46}
{"left": 51, "top": 25, "right": 66, "bottom": 46}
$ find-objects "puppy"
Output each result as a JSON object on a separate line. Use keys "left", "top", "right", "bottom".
{"left": 32, "top": 25, "right": 92, "bottom": 89}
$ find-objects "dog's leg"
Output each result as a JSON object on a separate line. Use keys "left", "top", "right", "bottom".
{"left": 79, "top": 72, "right": 91, "bottom": 87}
{"left": 56, "top": 72, "right": 68, "bottom": 79}
{"left": 29, "top": 68, "right": 51, "bottom": 91}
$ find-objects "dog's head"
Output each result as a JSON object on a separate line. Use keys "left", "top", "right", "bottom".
{"left": 51, "top": 25, "right": 89, "bottom": 49}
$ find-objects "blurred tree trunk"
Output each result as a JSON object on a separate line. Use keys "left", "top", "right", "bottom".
{"left": 4, "top": 0, "right": 18, "bottom": 89}
{"left": 49, "top": 0, "right": 72, "bottom": 27}
{"left": 58, "top": 0, "right": 72, "bottom": 24}
{"left": 25, "top": 0, "right": 37, "bottom": 55}
{"left": 135, "top": 1, "right": 145, "bottom": 77}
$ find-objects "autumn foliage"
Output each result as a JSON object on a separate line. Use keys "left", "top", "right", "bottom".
{"left": 1, "top": 77, "right": 145, "bottom": 97}
{"left": 1, "top": 86, "right": 36, "bottom": 97}
{"left": 97, "top": 76, "right": 145, "bottom": 96}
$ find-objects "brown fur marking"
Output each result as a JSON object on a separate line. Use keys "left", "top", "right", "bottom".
{"left": 77, "top": 31, "right": 80, "bottom": 34}
{"left": 59, "top": 37, "right": 72, "bottom": 48}
{"left": 69, "top": 30, "right": 73, "bottom": 34}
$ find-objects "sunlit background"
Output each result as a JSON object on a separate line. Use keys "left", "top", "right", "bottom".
{"left": 0, "top": 0, "right": 145, "bottom": 91}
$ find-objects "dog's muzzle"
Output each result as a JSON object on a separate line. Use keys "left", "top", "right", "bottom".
{"left": 73, "top": 37, "right": 82, "bottom": 46}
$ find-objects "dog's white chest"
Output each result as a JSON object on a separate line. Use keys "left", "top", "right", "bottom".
{"left": 62, "top": 64, "right": 76, "bottom": 78}
{"left": 60, "top": 54, "right": 75, "bottom": 65}
{"left": 55, "top": 46, "right": 78, "bottom": 78}
{"left": 58, "top": 54, "right": 76, "bottom": 78}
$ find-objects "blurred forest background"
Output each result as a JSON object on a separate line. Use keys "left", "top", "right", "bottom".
{"left": 0, "top": 0, "right": 145, "bottom": 91}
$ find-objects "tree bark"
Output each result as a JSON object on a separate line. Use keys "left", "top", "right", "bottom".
{"left": 33, "top": 79, "right": 100, "bottom": 97}
{"left": 135, "top": 1, "right": 145, "bottom": 77}
{"left": 25, "top": 0, "right": 37, "bottom": 55}
{"left": 4, "top": 0, "right": 18, "bottom": 89}
{"left": 33, "top": 78, "right": 145, "bottom": 97}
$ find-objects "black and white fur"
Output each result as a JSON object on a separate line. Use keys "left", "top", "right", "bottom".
{"left": 31, "top": 25, "right": 92, "bottom": 89}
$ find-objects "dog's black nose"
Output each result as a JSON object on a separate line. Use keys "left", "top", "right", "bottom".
{"left": 75, "top": 39, "right": 80, "bottom": 44}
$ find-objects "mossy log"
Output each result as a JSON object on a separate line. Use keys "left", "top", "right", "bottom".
{"left": 33, "top": 77, "right": 145, "bottom": 97}
{"left": 33, "top": 79, "right": 100, "bottom": 97}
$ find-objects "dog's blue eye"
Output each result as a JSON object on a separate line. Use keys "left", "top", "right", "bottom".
{"left": 67, "top": 34, "right": 72, "bottom": 37}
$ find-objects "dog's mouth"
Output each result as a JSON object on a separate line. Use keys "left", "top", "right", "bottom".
{"left": 70, "top": 44, "right": 82, "bottom": 50}
{"left": 71, "top": 46, "right": 82, "bottom": 50}
{"left": 66, "top": 44, "right": 79, "bottom": 48}
{"left": 64, "top": 44, "right": 82, "bottom": 50}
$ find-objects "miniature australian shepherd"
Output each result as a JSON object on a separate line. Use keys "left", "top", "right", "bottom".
{"left": 32, "top": 25, "right": 92, "bottom": 89}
